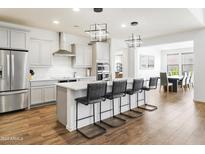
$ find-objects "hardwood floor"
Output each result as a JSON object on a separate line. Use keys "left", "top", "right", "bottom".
{"left": 1, "top": 89, "right": 205, "bottom": 145}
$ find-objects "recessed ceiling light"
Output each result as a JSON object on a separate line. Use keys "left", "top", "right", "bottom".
{"left": 73, "top": 25, "right": 80, "bottom": 28}
{"left": 121, "top": 24, "right": 126, "bottom": 28}
{"left": 73, "top": 8, "right": 80, "bottom": 12}
{"left": 53, "top": 20, "right": 60, "bottom": 24}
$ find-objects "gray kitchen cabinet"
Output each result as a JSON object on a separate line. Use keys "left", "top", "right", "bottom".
{"left": 10, "top": 30, "right": 28, "bottom": 50}
{"left": 30, "top": 85, "right": 56, "bottom": 106}
{"left": 44, "top": 86, "right": 56, "bottom": 102}
{"left": 29, "top": 38, "right": 52, "bottom": 67}
{"left": 0, "top": 27, "right": 10, "bottom": 48}
{"left": 0, "top": 27, "right": 28, "bottom": 50}
{"left": 95, "top": 42, "right": 110, "bottom": 63}
{"left": 30, "top": 87, "right": 44, "bottom": 105}
{"left": 29, "top": 39, "right": 40, "bottom": 65}
{"left": 72, "top": 44, "right": 92, "bottom": 68}
{"left": 30, "top": 80, "right": 58, "bottom": 106}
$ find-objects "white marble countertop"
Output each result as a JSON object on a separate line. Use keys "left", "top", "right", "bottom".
{"left": 30, "top": 76, "right": 96, "bottom": 82}
{"left": 56, "top": 78, "right": 135, "bottom": 91}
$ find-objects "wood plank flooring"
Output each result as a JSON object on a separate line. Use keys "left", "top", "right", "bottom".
{"left": 1, "top": 89, "right": 205, "bottom": 144}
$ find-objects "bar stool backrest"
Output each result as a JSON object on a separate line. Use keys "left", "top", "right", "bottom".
{"left": 149, "top": 77, "right": 159, "bottom": 89}
{"left": 133, "top": 79, "right": 144, "bottom": 93}
{"left": 87, "top": 82, "right": 107, "bottom": 102}
{"left": 112, "top": 80, "right": 127, "bottom": 96}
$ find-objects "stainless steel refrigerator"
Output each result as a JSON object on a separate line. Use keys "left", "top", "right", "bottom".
{"left": 0, "top": 49, "right": 28, "bottom": 113}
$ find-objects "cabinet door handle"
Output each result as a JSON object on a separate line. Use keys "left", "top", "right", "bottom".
{"left": 6, "top": 54, "right": 10, "bottom": 82}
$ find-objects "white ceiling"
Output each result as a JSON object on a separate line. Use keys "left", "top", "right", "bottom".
{"left": 0, "top": 8, "right": 204, "bottom": 39}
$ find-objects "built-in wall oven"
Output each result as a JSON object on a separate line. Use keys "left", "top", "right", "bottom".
{"left": 97, "top": 62, "right": 110, "bottom": 81}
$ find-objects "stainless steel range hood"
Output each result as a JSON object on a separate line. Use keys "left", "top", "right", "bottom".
{"left": 53, "top": 32, "right": 75, "bottom": 57}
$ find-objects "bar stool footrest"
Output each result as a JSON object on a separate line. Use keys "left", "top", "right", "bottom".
{"left": 100, "top": 116, "right": 126, "bottom": 128}
{"left": 76, "top": 123, "right": 106, "bottom": 139}
{"left": 138, "top": 104, "right": 157, "bottom": 111}
{"left": 120, "top": 110, "right": 143, "bottom": 118}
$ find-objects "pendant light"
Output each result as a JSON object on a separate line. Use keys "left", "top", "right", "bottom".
{"left": 85, "top": 23, "right": 109, "bottom": 42}
{"left": 125, "top": 21, "right": 142, "bottom": 48}
{"left": 125, "top": 33, "right": 142, "bottom": 48}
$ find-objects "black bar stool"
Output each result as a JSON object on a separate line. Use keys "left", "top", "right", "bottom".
{"left": 120, "top": 79, "right": 144, "bottom": 118}
{"left": 99, "top": 80, "right": 127, "bottom": 127}
{"left": 138, "top": 77, "right": 158, "bottom": 111}
{"left": 75, "top": 82, "right": 107, "bottom": 139}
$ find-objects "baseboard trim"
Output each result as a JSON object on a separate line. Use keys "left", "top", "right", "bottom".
{"left": 194, "top": 100, "right": 205, "bottom": 104}
{"left": 66, "top": 125, "right": 73, "bottom": 132}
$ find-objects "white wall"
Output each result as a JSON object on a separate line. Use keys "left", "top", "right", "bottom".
{"left": 110, "top": 38, "right": 128, "bottom": 79}
{"left": 192, "top": 29, "right": 205, "bottom": 102}
{"left": 136, "top": 46, "right": 161, "bottom": 79}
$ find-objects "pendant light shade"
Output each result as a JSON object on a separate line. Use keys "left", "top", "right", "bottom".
{"left": 125, "top": 34, "right": 142, "bottom": 48}
{"left": 85, "top": 23, "right": 109, "bottom": 42}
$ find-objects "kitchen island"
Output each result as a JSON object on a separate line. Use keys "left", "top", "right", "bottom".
{"left": 56, "top": 79, "right": 146, "bottom": 132}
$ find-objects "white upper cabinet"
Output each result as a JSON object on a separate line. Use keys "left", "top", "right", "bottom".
{"left": 29, "top": 39, "right": 41, "bottom": 65}
{"left": 29, "top": 38, "right": 52, "bottom": 67}
{"left": 0, "top": 27, "right": 28, "bottom": 50}
{"left": 95, "top": 42, "right": 110, "bottom": 62}
{"left": 72, "top": 44, "right": 92, "bottom": 68}
{"left": 84, "top": 46, "right": 92, "bottom": 66}
{"left": 0, "top": 27, "right": 10, "bottom": 48}
{"left": 40, "top": 40, "right": 52, "bottom": 66}
{"left": 10, "top": 30, "right": 28, "bottom": 50}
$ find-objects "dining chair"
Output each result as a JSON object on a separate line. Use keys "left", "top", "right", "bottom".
{"left": 186, "top": 72, "right": 192, "bottom": 89}
{"left": 159, "top": 72, "right": 173, "bottom": 93}
{"left": 168, "top": 71, "right": 172, "bottom": 76}
{"left": 180, "top": 72, "right": 188, "bottom": 91}
{"left": 190, "top": 73, "right": 194, "bottom": 88}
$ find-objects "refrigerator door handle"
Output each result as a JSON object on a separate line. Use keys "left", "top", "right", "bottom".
{"left": 6, "top": 54, "right": 10, "bottom": 82}
{"left": 0, "top": 89, "right": 28, "bottom": 96}
{"left": 11, "top": 54, "right": 14, "bottom": 85}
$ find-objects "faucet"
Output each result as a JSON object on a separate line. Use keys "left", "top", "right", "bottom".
{"left": 73, "top": 72, "right": 77, "bottom": 78}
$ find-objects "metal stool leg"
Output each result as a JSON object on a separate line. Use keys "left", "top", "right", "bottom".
{"left": 76, "top": 102, "right": 106, "bottom": 139}
{"left": 99, "top": 101, "right": 102, "bottom": 121}
{"left": 114, "top": 98, "right": 126, "bottom": 121}
{"left": 137, "top": 90, "right": 157, "bottom": 111}
{"left": 130, "top": 93, "right": 143, "bottom": 115}
{"left": 100, "top": 99, "right": 125, "bottom": 128}
{"left": 120, "top": 94, "right": 143, "bottom": 118}
{"left": 76, "top": 101, "right": 78, "bottom": 130}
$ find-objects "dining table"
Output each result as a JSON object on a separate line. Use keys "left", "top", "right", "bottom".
{"left": 167, "top": 75, "right": 183, "bottom": 92}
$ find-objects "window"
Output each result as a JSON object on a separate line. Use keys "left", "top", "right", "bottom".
{"left": 182, "top": 52, "right": 194, "bottom": 74}
{"left": 140, "top": 55, "right": 155, "bottom": 70}
{"left": 167, "top": 54, "right": 179, "bottom": 75}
